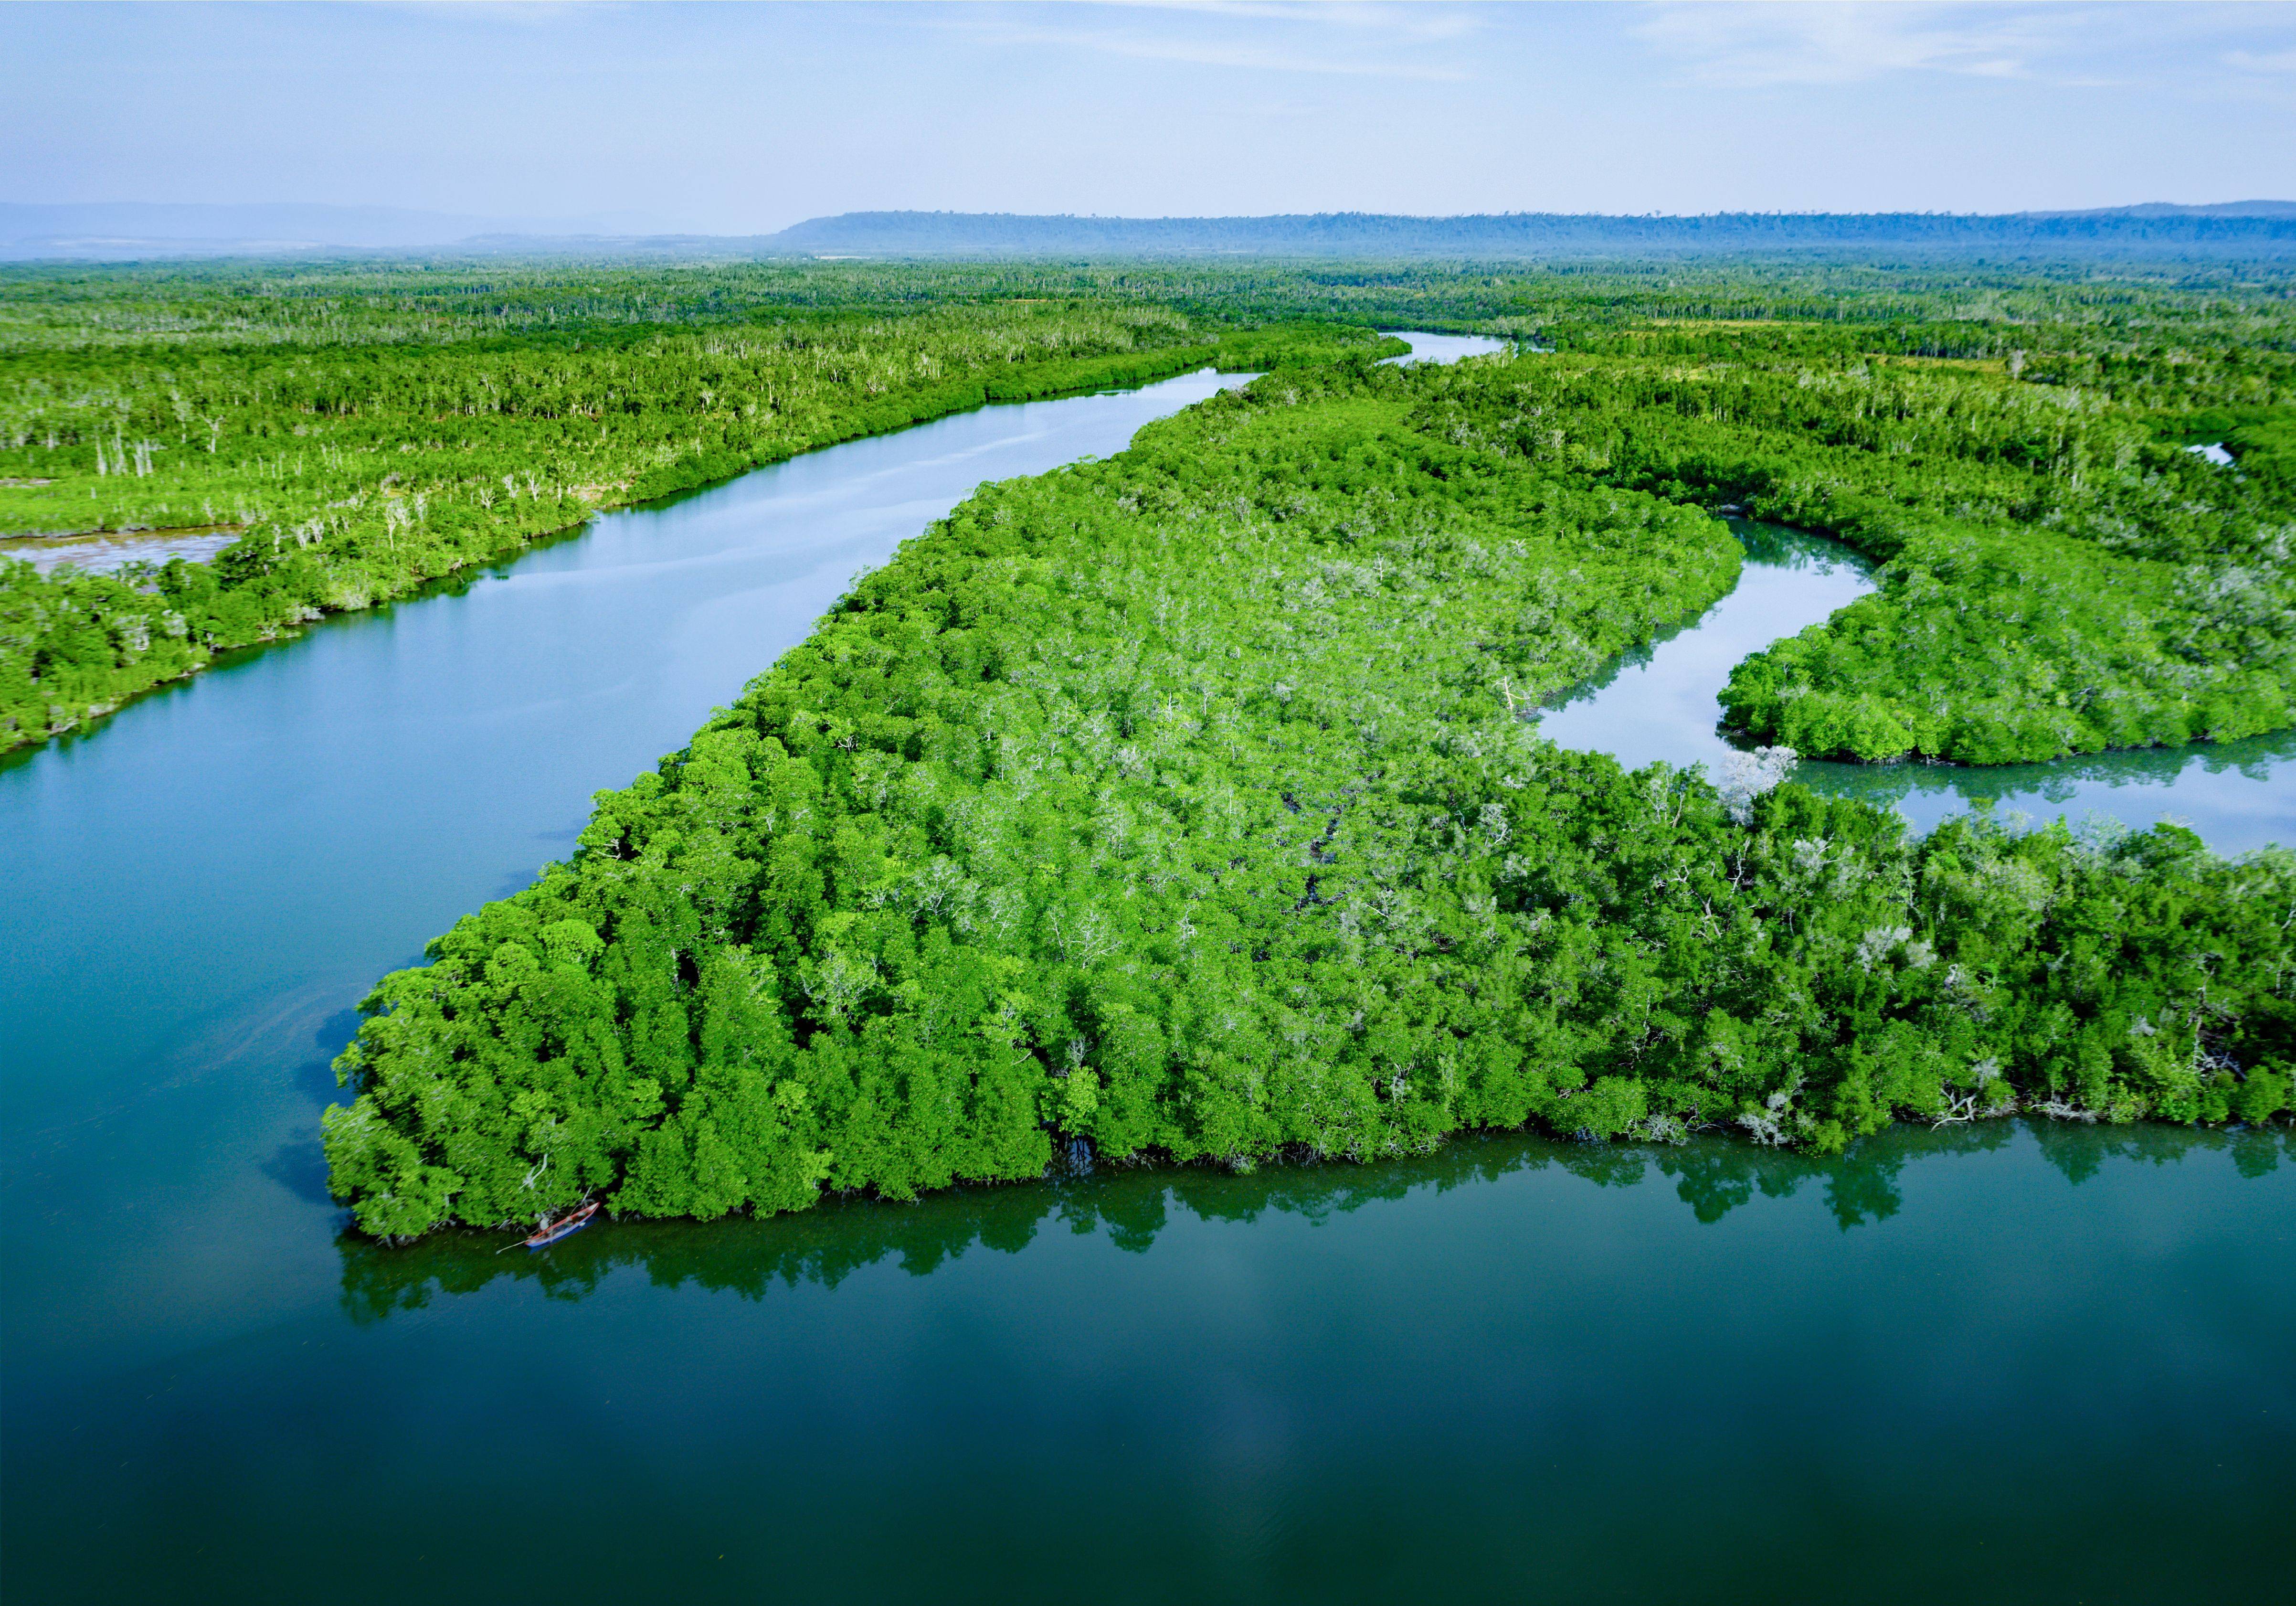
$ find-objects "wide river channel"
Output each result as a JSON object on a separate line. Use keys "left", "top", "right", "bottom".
{"left": 3, "top": 339, "right": 2288, "bottom": 1603}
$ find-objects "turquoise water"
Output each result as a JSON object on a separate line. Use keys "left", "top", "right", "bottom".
{"left": 1, "top": 343, "right": 2289, "bottom": 1603}
{"left": 10, "top": 1119, "right": 2292, "bottom": 1603}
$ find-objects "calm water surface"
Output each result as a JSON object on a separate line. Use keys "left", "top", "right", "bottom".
{"left": 1378, "top": 329, "right": 1509, "bottom": 365}
{"left": 2, "top": 340, "right": 2288, "bottom": 1603}
{"left": 1538, "top": 521, "right": 2296, "bottom": 854}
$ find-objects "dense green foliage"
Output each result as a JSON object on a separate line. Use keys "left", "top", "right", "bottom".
{"left": 12, "top": 254, "right": 2293, "bottom": 762}
{"left": 2173, "top": 402, "right": 2296, "bottom": 499}
{"left": 325, "top": 355, "right": 2295, "bottom": 1238}
{"left": 12, "top": 248, "right": 2294, "bottom": 366}
{"left": 1399, "top": 346, "right": 2296, "bottom": 762}
{"left": 0, "top": 264, "right": 1395, "bottom": 748}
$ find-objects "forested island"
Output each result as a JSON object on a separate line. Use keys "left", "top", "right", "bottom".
{"left": 3, "top": 252, "right": 2290, "bottom": 1239}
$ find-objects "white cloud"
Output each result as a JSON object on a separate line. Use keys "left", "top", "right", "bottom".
{"left": 1633, "top": 2, "right": 2102, "bottom": 88}
{"left": 1636, "top": 1, "right": 2296, "bottom": 94}
{"left": 1102, "top": 1, "right": 1482, "bottom": 43}
{"left": 941, "top": 1, "right": 1479, "bottom": 82}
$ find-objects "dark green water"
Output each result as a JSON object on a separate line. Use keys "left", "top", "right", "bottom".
{"left": 2, "top": 350, "right": 2290, "bottom": 1603}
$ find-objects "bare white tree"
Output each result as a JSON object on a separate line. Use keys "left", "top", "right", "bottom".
{"left": 1715, "top": 745, "right": 1798, "bottom": 825}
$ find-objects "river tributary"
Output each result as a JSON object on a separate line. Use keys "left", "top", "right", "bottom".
{"left": 1537, "top": 519, "right": 2296, "bottom": 854}
{"left": 1, "top": 339, "right": 2286, "bottom": 1604}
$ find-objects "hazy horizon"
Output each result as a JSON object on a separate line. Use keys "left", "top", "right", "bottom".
{"left": 5, "top": 3, "right": 2293, "bottom": 236}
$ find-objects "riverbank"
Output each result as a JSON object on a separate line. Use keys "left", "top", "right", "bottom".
{"left": 1, "top": 325, "right": 1401, "bottom": 754}
{"left": 330, "top": 1115, "right": 2291, "bottom": 1310}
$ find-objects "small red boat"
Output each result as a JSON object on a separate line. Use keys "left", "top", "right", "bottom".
{"left": 523, "top": 1201, "right": 598, "bottom": 1250}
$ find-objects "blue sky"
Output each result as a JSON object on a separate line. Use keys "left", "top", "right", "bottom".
{"left": 4, "top": 1, "right": 2292, "bottom": 230}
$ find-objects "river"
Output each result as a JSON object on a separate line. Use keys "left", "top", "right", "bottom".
{"left": 0, "top": 338, "right": 2286, "bottom": 1603}
{"left": 1537, "top": 520, "right": 2296, "bottom": 855}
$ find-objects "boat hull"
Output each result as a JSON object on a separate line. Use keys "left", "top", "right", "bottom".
{"left": 523, "top": 1204, "right": 598, "bottom": 1250}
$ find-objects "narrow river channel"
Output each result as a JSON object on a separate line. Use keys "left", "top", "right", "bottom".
{"left": 1, "top": 339, "right": 2286, "bottom": 1604}
{"left": 1538, "top": 520, "right": 2296, "bottom": 854}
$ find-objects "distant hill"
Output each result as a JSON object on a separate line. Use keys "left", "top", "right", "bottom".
{"left": 7, "top": 200, "right": 2293, "bottom": 263}
{"left": 761, "top": 207, "right": 2296, "bottom": 258}
{"left": 2026, "top": 200, "right": 2296, "bottom": 220}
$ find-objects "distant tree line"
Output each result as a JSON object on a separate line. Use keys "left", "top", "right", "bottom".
{"left": 766, "top": 208, "right": 2296, "bottom": 259}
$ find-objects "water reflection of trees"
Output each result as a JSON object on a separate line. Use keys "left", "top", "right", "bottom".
{"left": 1800, "top": 727, "right": 2296, "bottom": 813}
{"left": 1732, "top": 519, "right": 1868, "bottom": 578}
{"left": 336, "top": 1119, "right": 2287, "bottom": 1324}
